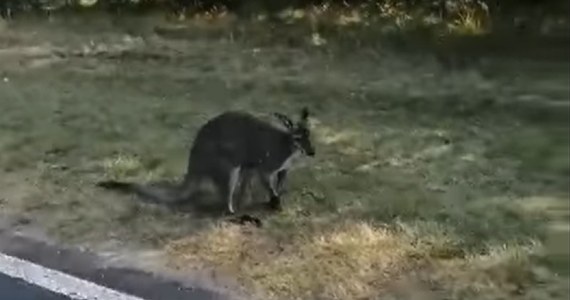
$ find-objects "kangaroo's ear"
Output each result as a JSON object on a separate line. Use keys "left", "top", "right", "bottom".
{"left": 273, "top": 113, "right": 294, "bottom": 130}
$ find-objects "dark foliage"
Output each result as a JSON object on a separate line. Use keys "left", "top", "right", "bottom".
{"left": 1, "top": 0, "right": 568, "bottom": 21}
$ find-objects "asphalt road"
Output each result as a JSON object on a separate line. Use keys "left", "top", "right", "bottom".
{"left": 0, "top": 272, "right": 71, "bottom": 300}
{"left": 0, "top": 230, "right": 230, "bottom": 300}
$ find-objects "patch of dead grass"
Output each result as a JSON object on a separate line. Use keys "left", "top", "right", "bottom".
{"left": 166, "top": 222, "right": 421, "bottom": 300}
{"left": 165, "top": 220, "right": 568, "bottom": 300}
{"left": 426, "top": 243, "right": 569, "bottom": 300}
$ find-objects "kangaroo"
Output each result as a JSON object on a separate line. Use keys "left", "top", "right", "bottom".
{"left": 96, "top": 107, "right": 315, "bottom": 214}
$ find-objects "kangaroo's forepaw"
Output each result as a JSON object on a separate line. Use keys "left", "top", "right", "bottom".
{"left": 268, "top": 196, "right": 282, "bottom": 211}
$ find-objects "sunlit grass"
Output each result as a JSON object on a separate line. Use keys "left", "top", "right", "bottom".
{"left": 101, "top": 154, "right": 144, "bottom": 179}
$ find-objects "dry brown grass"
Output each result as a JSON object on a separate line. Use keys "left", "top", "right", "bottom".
{"left": 166, "top": 222, "right": 421, "bottom": 299}
{"left": 165, "top": 219, "right": 567, "bottom": 300}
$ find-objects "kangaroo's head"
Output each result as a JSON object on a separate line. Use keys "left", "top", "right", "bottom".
{"left": 274, "top": 107, "right": 316, "bottom": 157}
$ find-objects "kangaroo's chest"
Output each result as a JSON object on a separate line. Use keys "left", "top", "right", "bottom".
{"left": 276, "top": 151, "right": 300, "bottom": 172}
{"left": 258, "top": 150, "right": 301, "bottom": 176}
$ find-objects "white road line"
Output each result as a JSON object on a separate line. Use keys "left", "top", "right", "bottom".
{"left": 0, "top": 252, "right": 146, "bottom": 300}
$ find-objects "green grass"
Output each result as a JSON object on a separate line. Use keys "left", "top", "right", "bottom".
{"left": 0, "top": 13, "right": 569, "bottom": 300}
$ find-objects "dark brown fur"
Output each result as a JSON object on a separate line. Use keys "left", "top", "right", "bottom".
{"left": 97, "top": 108, "right": 315, "bottom": 215}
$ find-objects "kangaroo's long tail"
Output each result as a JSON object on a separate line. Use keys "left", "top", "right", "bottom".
{"left": 96, "top": 180, "right": 185, "bottom": 205}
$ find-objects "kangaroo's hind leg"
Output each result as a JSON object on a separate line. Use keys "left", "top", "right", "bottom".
{"left": 227, "top": 167, "right": 242, "bottom": 214}
{"left": 212, "top": 162, "right": 242, "bottom": 215}
{"left": 235, "top": 168, "right": 254, "bottom": 211}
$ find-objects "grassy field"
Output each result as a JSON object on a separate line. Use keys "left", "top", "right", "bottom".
{"left": 0, "top": 12, "right": 569, "bottom": 300}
